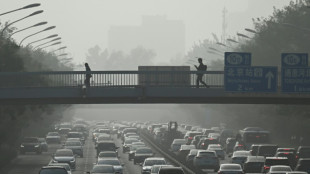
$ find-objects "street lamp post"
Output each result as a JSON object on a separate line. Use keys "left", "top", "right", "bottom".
{"left": 237, "top": 32, "right": 251, "bottom": 39}
{"left": 227, "top": 38, "right": 239, "bottom": 43}
{"left": 245, "top": 28, "right": 258, "bottom": 34}
{"left": 19, "top": 26, "right": 56, "bottom": 46}
{"left": 0, "top": 10, "right": 44, "bottom": 36}
{"left": 0, "top": 3, "right": 40, "bottom": 16}
{"left": 32, "top": 37, "right": 61, "bottom": 49}
{"left": 26, "top": 34, "right": 58, "bottom": 47}
{"left": 8, "top": 21, "right": 47, "bottom": 39}
{"left": 57, "top": 53, "right": 68, "bottom": 57}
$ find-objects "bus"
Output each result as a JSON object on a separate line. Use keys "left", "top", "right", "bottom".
{"left": 238, "top": 127, "right": 270, "bottom": 150}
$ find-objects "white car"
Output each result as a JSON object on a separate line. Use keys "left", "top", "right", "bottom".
{"left": 218, "top": 164, "right": 243, "bottom": 174}
{"left": 268, "top": 165, "right": 292, "bottom": 174}
{"left": 141, "top": 157, "right": 167, "bottom": 174}
{"left": 46, "top": 132, "right": 61, "bottom": 144}
{"left": 97, "top": 158, "right": 124, "bottom": 174}
{"left": 48, "top": 163, "right": 71, "bottom": 174}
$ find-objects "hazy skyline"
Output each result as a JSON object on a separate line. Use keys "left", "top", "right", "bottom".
{"left": 0, "top": 0, "right": 292, "bottom": 65}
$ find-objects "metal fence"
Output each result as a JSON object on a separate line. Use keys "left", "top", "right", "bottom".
{"left": 0, "top": 71, "right": 224, "bottom": 88}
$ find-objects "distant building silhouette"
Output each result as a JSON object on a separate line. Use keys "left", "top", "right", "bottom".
{"left": 108, "top": 15, "right": 185, "bottom": 61}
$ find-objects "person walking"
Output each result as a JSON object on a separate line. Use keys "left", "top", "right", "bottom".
{"left": 194, "top": 57, "right": 209, "bottom": 88}
{"left": 84, "top": 63, "right": 92, "bottom": 87}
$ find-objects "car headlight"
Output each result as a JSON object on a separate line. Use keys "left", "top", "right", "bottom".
{"left": 35, "top": 145, "right": 39, "bottom": 148}
{"left": 20, "top": 145, "right": 24, "bottom": 148}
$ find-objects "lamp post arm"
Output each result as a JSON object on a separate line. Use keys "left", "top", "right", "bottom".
{"left": 0, "top": 16, "right": 29, "bottom": 36}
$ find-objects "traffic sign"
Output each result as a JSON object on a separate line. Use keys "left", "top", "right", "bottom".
{"left": 281, "top": 53, "right": 308, "bottom": 67}
{"left": 225, "top": 66, "right": 278, "bottom": 92}
{"left": 281, "top": 67, "right": 310, "bottom": 93}
{"left": 225, "top": 52, "right": 251, "bottom": 66}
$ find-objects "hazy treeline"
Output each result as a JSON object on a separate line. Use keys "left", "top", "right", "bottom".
{"left": 184, "top": 0, "right": 310, "bottom": 144}
{"left": 0, "top": 24, "right": 73, "bottom": 170}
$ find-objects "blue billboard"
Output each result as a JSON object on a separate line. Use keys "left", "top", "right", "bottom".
{"left": 225, "top": 66, "right": 278, "bottom": 92}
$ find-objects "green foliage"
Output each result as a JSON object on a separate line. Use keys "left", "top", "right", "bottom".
{"left": 0, "top": 24, "right": 73, "bottom": 170}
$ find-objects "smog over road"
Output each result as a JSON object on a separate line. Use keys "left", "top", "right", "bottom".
{"left": 1, "top": 1, "right": 310, "bottom": 174}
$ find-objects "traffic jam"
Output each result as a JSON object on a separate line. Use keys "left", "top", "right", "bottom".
{"left": 18, "top": 120, "right": 310, "bottom": 174}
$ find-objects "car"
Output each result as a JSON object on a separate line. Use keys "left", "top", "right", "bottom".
{"left": 193, "top": 150, "right": 220, "bottom": 171}
{"left": 286, "top": 172, "right": 308, "bottom": 174}
{"left": 122, "top": 138, "right": 139, "bottom": 153}
{"left": 275, "top": 152, "right": 296, "bottom": 168}
{"left": 294, "top": 158, "right": 310, "bottom": 173}
{"left": 207, "top": 144, "right": 225, "bottom": 160}
{"left": 96, "top": 134, "right": 113, "bottom": 144}
{"left": 66, "top": 132, "right": 85, "bottom": 145}
{"left": 231, "top": 150, "right": 251, "bottom": 166}
{"left": 233, "top": 141, "right": 246, "bottom": 152}
{"left": 191, "top": 135, "right": 207, "bottom": 148}
{"left": 257, "top": 144, "right": 278, "bottom": 157}
{"left": 268, "top": 165, "right": 292, "bottom": 174}
{"left": 243, "top": 156, "right": 265, "bottom": 173}
{"left": 203, "top": 129, "right": 216, "bottom": 136}
{"left": 263, "top": 157, "right": 290, "bottom": 173}
{"left": 141, "top": 157, "right": 167, "bottom": 174}
{"left": 87, "top": 164, "right": 117, "bottom": 174}
{"left": 52, "top": 149, "right": 76, "bottom": 169}
{"left": 38, "top": 138, "right": 48, "bottom": 152}
{"left": 63, "top": 141, "right": 83, "bottom": 157}
{"left": 250, "top": 144, "right": 261, "bottom": 156}
{"left": 198, "top": 138, "right": 219, "bottom": 149}
{"left": 97, "top": 158, "right": 124, "bottom": 174}
{"left": 133, "top": 147, "right": 154, "bottom": 164}
{"left": 39, "top": 166, "right": 68, "bottom": 174}
{"left": 219, "top": 129, "right": 235, "bottom": 145}
{"left": 48, "top": 163, "right": 72, "bottom": 174}
{"left": 276, "top": 148, "right": 296, "bottom": 154}
{"left": 98, "top": 151, "right": 119, "bottom": 160}
{"left": 186, "top": 149, "right": 199, "bottom": 166}
{"left": 177, "top": 145, "right": 196, "bottom": 162}
{"left": 296, "top": 146, "right": 310, "bottom": 161}
{"left": 46, "top": 132, "right": 61, "bottom": 144}
{"left": 170, "top": 139, "right": 187, "bottom": 152}
{"left": 20, "top": 137, "right": 42, "bottom": 154}
{"left": 218, "top": 164, "right": 243, "bottom": 174}
{"left": 158, "top": 166, "right": 185, "bottom": 174}
{"left": 96, "top": 141, "right": 119, "bottom": 156}
{"left": 184, "top": 131, "right": 203, "bottom": 144}
{"left": 128, "top": 144, "right": 147, "bottom": 161}
{"left": 150, "top": 165, "right": 174, "bottom": 174}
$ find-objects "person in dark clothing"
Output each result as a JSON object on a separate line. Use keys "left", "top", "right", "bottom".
{"left": 84, "top": 63, "right": 92, "bottom": 87}
{"left": 194, "top": 58, "right": 209, "bottom": 88}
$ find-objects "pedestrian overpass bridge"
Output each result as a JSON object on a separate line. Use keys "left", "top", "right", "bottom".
{"left": 0, "top": 71, "right": 309, "bottom": 104}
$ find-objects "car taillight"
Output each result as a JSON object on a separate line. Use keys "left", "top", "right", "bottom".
{"left": 201, "top": 143, "right": 205, "bottom": 146}
{"left": 189, "top": 137, "right": 193, "bottom": 140}
{"left": 218, "top": 172, "right": 222, "bottom": 174}
{"left": 284, "top": 152, "right": 289, "bottom": 155}
{"left": 296, "top": 155, "right": 299, "bottom": 159}
{"left": 264, "top": 166, "right": 270, "bottom": 170}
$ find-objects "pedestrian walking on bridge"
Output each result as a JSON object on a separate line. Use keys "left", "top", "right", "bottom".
{"left": 194, "top": 57, "right": 209, "bottom": 88}
{"left": 84, "top": 63, "right": 92, "bottom": 87}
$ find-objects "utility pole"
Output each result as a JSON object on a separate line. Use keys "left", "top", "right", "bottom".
{"left": 222, "top": 7, "right": 228, "bottom": 44}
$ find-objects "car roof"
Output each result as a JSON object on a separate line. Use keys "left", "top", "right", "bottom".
{"left": 41, "top": 166, "right": 66, "bottom": 169}
{"left": 266, "top": 157, "right": 288, "bottom": 160}
{"left": 56, "top": 149, "right": 73, "bottom": 152}
{"left": 145, "top": 157, "right": 165, "bottom": 160}
{"left": 246, "top": 156, "right": 265, "bottom": 162}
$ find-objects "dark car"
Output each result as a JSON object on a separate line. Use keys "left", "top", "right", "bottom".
{"left": 257, "top": 144, "right": 278, "bottom": 157}
{"left": 243, "top": 156, "right": 265, "bottom": 173}
{"left": 191, "top": 135, "right": 207, "bottom": 148}
{"left": 263, "top": 157, "right": 290, "bottom": 173}
{"left": 20, "top": 137, "right": 42, "bottom": 154}
{"left": 67, "top": 132, "right": 85, "bottom": 145}
{"left": 275, "top": 152, "right": 296, "bottom": 168}
{"left": 294, "top": 158, "right": 310, "bottom": 173}
{"left": 39, "top": 166, "right": 68, "bottom": 174}
{"left": 63, "top": 140, "right": 83, "bottom": 157}
{"left": 184, "top": 131, "right": 202, "bottom": 145}
{"left": 225, "top": 138, "right": 236, "bottom": 154}
{"left": 158, "top": 166, "right": 185, "bottom": 174}
{"left": 46, "top": 132, "right": 61, "bottom": 144}
{"left": 250, "top": 144, "right": 261, "bottom": 156}
{"left": 198, "top": 138, "right": 219, "bottom": 149}
{"left": 186, "top": 149, "right": 199, "bottom": 166}
{"left": 96, "top": 141, "right": 118, "bottom": 156}
{"left": 296, "top": 146, "right": 310, "bottom": 161}
{"left": 133, "top": 147, "right": 154, "bottom": 164}
{"left": 177, "top": 145, "right": 196, "bottom": 162}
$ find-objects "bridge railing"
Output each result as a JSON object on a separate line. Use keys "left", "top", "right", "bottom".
{"left": 0, "top": 71, "right": 224, "bottom": 88}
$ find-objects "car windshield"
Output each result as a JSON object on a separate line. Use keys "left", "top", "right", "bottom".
{"left": 65, "top": 141, "right": 81, "bottom": 146}
{"left": 145, "top": 160, "right": 166, "bottom": 166}
{"left": 221, "top": 165, "right": 242, "bottom": 170}
{"left": 271, "top": 166, "right": 292, "bottom": 171}
{"left": 56, "top": 150, "right": 73, "bottom": 157}
{"left": 173, "top": 140, "right": 186, "bottom": 144}
{"left": 99, "top": 152, "right": 116, "bottom": 157}
{"left": 67, "top": 133, "right": 81, "bottom": 138}
{"left": 125, "top": 139, "right": 139, "bottom": 144}
{"left": 47, "top": 132, "right": 59, "bottom": 136}
{"left": 49, "top": 164, "right": 70, "bottom": 171}
{"left": 98, "top": 143, "right": 116, "bottom": 150}
{"left": 136, "top": 148, "right": 152, "bottom": 154}
{"left": 39, "top": 168, "right": 67, "bottom": 174}
{"left": 98, "top": 159, "right": 120, "bottom": 165}
{"left": 92, "top": 165, "right": 114, "bottom": 173}
{"left": 151, "top": 166, "right": 161, "bottom": 173}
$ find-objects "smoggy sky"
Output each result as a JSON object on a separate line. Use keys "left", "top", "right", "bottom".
{"left": 0, "top": 0, "right": 292, "bottom": 64}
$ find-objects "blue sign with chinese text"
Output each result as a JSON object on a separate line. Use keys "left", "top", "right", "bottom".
{"left": 225, "top": 66, "right": 278, "bottom": 92}
{"left": 281, "top": 53, "right": 308, "bottom": 67}
{"left": 225, "top": 52, "right": 251, "bottom": 66}
{"left": 281, "top": 67, "right": 310, "bottom": 93}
